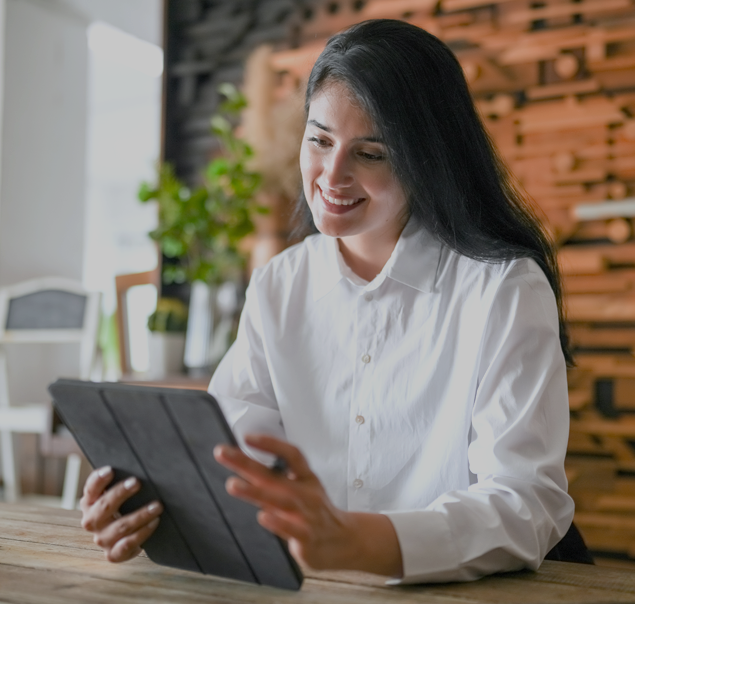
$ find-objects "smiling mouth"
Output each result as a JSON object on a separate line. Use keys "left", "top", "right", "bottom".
{"left": 319, "top": 186, "right": 365, "bottom": 208}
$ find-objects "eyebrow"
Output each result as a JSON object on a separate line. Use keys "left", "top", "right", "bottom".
{"left": 307, "top": 119, "right": 384, "bottom": 144}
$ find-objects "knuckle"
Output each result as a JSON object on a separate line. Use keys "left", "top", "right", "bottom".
{"left": 99, "top": 493, "right": 117, "bottom": 516}
{"left": 96, "top": 494, "right": 109, "bottom": 514}
{"left": 115, "top": 520, "right": 131, "bottom": 540}
{"left": 108, "top": 524, "right": 122, "bottom": 543}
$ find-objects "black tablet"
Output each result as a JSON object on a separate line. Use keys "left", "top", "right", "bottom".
{"left": 48, "top": 379, "right": 303, "bottom": 591}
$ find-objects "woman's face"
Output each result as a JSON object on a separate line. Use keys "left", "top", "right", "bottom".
{"left": 300, "top": 81, "right": 409, "bottom": 244}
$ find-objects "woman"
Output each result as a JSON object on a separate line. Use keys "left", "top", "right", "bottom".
{"left": 80, "top": 19, "right": 576, "bottom": 583}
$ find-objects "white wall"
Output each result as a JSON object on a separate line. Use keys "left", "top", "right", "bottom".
{"left": 0, "top": 0, "right": 6, "bottom": 203}
{"left": 0, "top": 0, "right": 88, "bottom": 286}
{"left": 0, "top": 0, "right": 162, "bottom": 402}
{"left": 0, "top": 0, "right": 162, "bottom": 289}
{"left": 65, "top": 0, "right": 161, "bottom": 45}
{"left": 84, "top": 19, "right": 162, "bottom": 371}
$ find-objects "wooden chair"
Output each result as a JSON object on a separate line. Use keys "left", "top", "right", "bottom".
{"left": 0, "top": 277, "right": 101, "bottom": 508}
{"left": 115, "top": 269, "right": 159, "bottom": 376}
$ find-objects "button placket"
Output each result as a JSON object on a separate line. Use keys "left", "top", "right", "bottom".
{"left": 347, "top": 288, "right": 374, "bottom": 509}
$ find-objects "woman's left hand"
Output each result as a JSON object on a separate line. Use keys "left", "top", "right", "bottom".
{"left": 214, "top": 434, "right": 369, "bottom": 572}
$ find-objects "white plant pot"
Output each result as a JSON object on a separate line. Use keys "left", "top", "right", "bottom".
{"left": 148, "top": 331, "right": 186, "bottom": 378}
{"left": 184, "top": 280, "right": 239, "bottom": 374}
{"left": 183, "top": 280, "right": 216, "bottom": 372}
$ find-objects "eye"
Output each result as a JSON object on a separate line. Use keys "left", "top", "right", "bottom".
{"left": 358, "top": 150, "right": 385, "bottom": 162}
{"left": 307, "top": 136, "right": 330, "bottom": 147}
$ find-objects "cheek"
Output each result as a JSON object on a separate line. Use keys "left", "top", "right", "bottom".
{"left": 376, "top": 173, "right": 409, "bottom": 214}
{"left": 372, "top": 169, "right": 402, "bottom": 198}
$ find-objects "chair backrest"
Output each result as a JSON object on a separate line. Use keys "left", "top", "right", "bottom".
{"left": 115, "top": 269, "right": 159, "bottom": 376}
{"left": 0, "top": 277, "right": 101, "bottom": 382}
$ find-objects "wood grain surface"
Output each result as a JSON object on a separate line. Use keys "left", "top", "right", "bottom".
{"left": 0, "top": 503, "right": 634, "bottom": 604}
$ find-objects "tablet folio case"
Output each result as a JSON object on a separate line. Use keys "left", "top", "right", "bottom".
{"left": 48, "top": 380, "right": 303, "bottom": 591}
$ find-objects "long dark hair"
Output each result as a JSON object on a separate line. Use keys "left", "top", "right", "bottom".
{"left": 293, "top": 19, "right": 572, "bottom": 365}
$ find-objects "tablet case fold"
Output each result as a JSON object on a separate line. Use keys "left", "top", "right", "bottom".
{"left": 48, "top": 379, "right": 303, "bottom": 591}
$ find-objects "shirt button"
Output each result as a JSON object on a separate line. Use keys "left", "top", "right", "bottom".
{"left": 363, "top": 294, "right": 373, "bottom": 302}
{"left": 361, "top": 354, "right": 371, "bottom": 364}
{"left": 353, "top": 479, "right": 364, "bottom": 489}
{"left": 355, "top": 415, "right": 365, "bottom": 425}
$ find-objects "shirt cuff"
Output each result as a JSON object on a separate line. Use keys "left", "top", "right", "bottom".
{"left": 381, "top": 509, "right": 460, "bottom": 585}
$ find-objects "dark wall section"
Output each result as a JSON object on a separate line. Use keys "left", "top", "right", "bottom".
{"left": 164, "top": 0, "right": 309, "bottom": 186}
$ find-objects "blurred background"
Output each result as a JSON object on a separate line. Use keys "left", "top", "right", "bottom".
{"left": 0, "top": 0, "right": 634, "bottom": 566}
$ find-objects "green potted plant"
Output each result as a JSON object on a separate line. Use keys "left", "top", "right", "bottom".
{"left": 147, "top": 297, "right": 188, "bottom": 377}
{"left": 139, "top": 83, "right": 266, "bottom": 373}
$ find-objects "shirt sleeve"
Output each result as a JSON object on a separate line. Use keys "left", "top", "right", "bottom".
{"left": 208, "top": 269, "right": 286, "bottom": 461}
{"left": 383, "top": 260, "right": 575, "bottom": 584}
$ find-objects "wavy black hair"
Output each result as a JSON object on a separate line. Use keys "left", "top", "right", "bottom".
{"left": 293, "top": 19, "right": 572, "bottom": 365}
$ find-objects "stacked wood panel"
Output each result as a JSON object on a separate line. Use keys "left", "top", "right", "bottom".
{"left": 164, "top": 0, "right": 635, "bottom": 559}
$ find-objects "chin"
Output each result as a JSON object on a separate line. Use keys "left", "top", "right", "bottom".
{"left": 315, "top": 224, "right": 352, "bottom": 239}
{"left": 312, "top": 214, "right": 355, "bottom": 238}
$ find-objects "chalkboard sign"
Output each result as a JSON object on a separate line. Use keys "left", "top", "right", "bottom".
{"left": 5, "top": 290, "right": 87, "bottom": 330}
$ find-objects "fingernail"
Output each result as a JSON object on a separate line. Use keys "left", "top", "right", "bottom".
{"left": 98, "top": 466, "right": 112, "bottom": 478}
{"left": 124, "top": 477, "right": 137, "bottom": 489}
{"left": 148, "top": 501, "right": 162, "bottom": 513}
{"left": 148, "top": 517, "right": 160, "bottom": 530}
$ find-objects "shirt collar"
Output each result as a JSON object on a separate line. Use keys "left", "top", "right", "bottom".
{"left": 312, "top": 216, "right": 442, "bottom": 301}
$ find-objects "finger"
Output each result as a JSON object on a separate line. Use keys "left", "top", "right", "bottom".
{"left": 107, "top": 517, "right": 160, "bottom": 563}
{"left": 225, "top": 475, "right": 301, "bottom": 512}
{"left": 257, "top": 509, "right": 310, "bottom": 542}
{"left": 244, "top": 434, "right": 313, "bottom": 479}
{"left": 214, "top": 444, "right": 291, "bottom": 485}
{"left": 94, "top": 501, "right": 163, "bottom": 550}
{"left": 80, "top": 466, "right": 114, "bottom": 508}
{"left": 81, "top": 476, "right": 141, "bottom": 532}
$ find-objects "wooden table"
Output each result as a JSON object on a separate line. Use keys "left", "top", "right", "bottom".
{"left": 0, "top": 503, "right": 634, "bottom": 603}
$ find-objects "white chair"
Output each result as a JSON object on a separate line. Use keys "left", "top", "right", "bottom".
{"left": 0, "top": 277, "right": 101, "bottom": 509}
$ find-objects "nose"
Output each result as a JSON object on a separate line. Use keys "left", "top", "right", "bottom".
{"left": 323, "top": 147, "right": 353, "bottom": 188}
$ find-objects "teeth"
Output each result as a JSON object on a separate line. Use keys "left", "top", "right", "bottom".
{"left": 321, "top": 189, "right": 361, "bottom": 206}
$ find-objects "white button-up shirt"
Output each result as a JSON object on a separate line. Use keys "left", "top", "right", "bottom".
{"left": 209, "top": 217, "right": 574, "bottom": 583}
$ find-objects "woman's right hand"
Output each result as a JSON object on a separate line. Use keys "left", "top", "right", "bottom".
{"left": 80, "top": 466, "right": 163, "bottom": 563}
